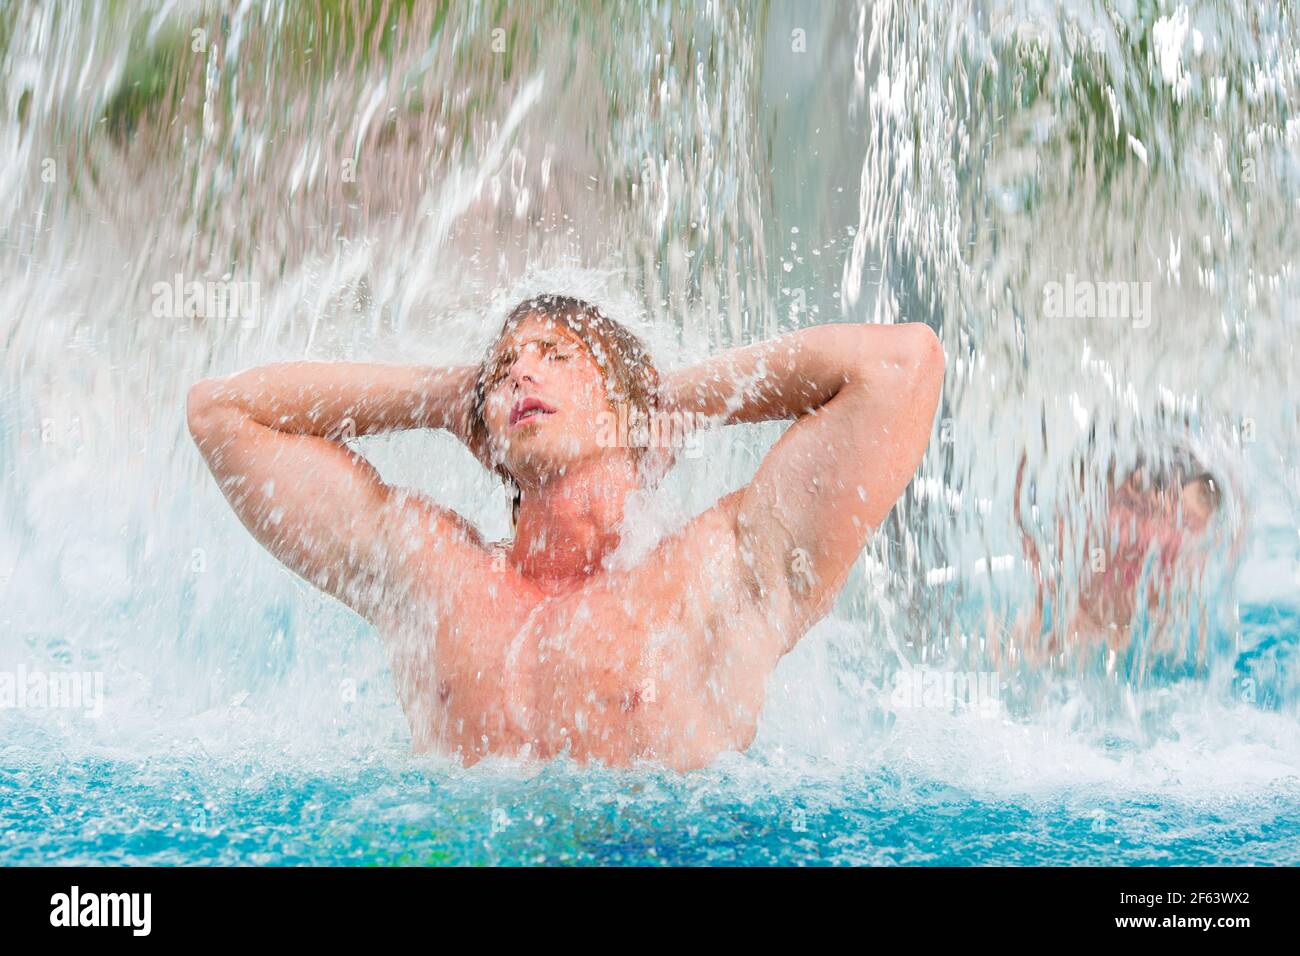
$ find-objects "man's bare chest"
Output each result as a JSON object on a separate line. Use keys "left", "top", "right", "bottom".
{"left": 429, "top": 568, "right": 758, "bottom": 762}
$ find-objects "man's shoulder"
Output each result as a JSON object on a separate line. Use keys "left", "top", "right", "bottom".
{"left": 638, "top": 487, "right": 744, "bottom": 565}
{"left": 604, "top": 490, "right": 755, "bottom": 622}
{"left": 384, "top": 486, "right": 489, "bottom": 549}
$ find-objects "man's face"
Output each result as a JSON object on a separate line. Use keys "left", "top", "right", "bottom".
{"left": 481, "top": 314, "right": 613, "bottom": 483}
{"left": 1087, "top": 472, "right": 1215, "bottom": 625}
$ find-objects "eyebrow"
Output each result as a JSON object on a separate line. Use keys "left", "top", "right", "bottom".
{"left": 486, "top": 335, "right": 579, "bottom": 379}
{"left": 493, "top": 335, "right": 571, "bottom": 359}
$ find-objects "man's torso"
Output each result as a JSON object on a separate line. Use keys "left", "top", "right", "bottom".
{"left": 383, "top": 492, "right": 787, "bottom": 770}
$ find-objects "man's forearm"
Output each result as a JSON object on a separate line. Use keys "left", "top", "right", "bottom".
{"left": 662, "top": 324, "right": 871, "bottom": 425}
{"left": 189, "top": 362, "right": 480, "bottom": 440}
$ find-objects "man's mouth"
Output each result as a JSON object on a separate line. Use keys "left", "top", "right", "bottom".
{"left": 509, "top": 396, "right": 557, "bottom": 427}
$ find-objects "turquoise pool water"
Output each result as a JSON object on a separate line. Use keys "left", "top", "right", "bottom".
{"left": 4, "top": 603, "right": 1297, "bottom": 867}
{"left": 4, "top": 754, "right": 1297, "bottom": 866}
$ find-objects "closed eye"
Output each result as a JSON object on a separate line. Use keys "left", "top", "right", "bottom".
{"left": 485, "top": 352, "right": 516, "bottom": 390}
{"left": 485, "top": 337, "right": 578, "bottom": 389}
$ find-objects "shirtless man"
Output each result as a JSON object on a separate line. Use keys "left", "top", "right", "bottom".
{"left": 187, "top": 295, "right": 943, "bottom": 770}
{"left": 1009, "top": 447, "right": 1237, "bottom": 667}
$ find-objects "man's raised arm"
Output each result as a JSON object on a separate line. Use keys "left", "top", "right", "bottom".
{"left": 664, "top": 323, "right": 944, "bottom": 648}
{"left": 186, "top": 362, "right": 490, "bottom": 626}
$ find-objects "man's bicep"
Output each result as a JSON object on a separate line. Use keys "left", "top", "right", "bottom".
{"left": 736, "top": 361, "right": 940, "bottom": 634}
{"left": 735, "top": 389, "right": 880, "bottom": 633}
{"left": 192, "top": 409, "right": 420, "bottom": 621}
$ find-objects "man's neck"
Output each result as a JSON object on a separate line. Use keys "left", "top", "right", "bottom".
{"left": 509, "top": 455, "right": 639, "bottom": 586}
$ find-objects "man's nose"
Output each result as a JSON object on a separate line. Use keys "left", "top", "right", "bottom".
{"left": 508, "top": 351, "right": 543, "bottom": 386}
{"left": 508, "top": 364, "right": 537, "bottom": 388}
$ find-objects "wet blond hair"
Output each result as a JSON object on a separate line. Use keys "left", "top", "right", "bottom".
{"left": 469, "top": 294, "right": 662, "bottom": 530}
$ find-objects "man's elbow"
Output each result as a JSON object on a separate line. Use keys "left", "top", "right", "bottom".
{"left": 905, "top": 324, "right": 945, "bottom": 422}
{"left": 186, "top": 378, "right": 230, "bottom": 439}
{"left": 900, "top": 323, "right": 943, "bottom": 379}
{"left": 851, "top": 322, "right": 944, "bottom": 387}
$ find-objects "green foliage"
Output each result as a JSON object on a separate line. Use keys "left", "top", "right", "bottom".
{"left": 101, "top": 23, "right": 190, "bottom": 142}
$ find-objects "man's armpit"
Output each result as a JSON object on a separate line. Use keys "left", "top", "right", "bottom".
{"left": 732, "top": 498, "right": 809, "bottom": 635}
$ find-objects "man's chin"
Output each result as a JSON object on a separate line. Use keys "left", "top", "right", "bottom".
{"left": 504, "top": 445, "right": 603, "bottom": 485}
{"left": 501, "top": 451, "right": 572, "bottom": 485}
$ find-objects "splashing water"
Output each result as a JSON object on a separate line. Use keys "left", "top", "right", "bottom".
{"left": 2, "top": 0, "right": 1299, "bottom": 864}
